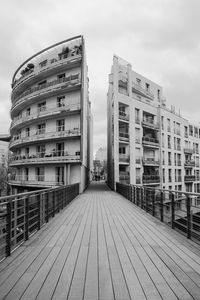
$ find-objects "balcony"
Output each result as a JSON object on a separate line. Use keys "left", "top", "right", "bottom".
{"left": 142, "top": 175, "right": 160, "bottom": 184}
{"left": 10, "top": 128, "right": 81, "bottom": 149}
{"left": 119, "top": 154, "right": 130, "bottom": 163}
{"left": 184, "top": 175, "right": 195, "bottom": 182}
{"left": 12, "top": 48, "right": 82, "bottom": 91}
{"left": 9, "top": 175, "right": 64, "bottom": 187}
{"left": 184, "top": 161, "right": 195, "bottom": 168}
{"left": 142, "top": 119, "right": 159, "bottom": 130}
{"left": 184, "top": 148, "right": 194, "bottom": 154}
{"left": 12, "top": 75, "right": 81, "bottom": 113}
{"left": 118, "top": 111, "right": 129, "bottom": 122}
{"left": 132, "top": 82, "right": 154, "bottom": 100}
{"left": 11, "top": 103, "right": 81, "bottom": 130}
{"left": 142, "top": 137, "right": 159, "bottom": 147}
{"left": 10, "top": 152, "right": 81, "bottom": 166}
{"left": 143, "top": 158, "right": 159, "bottom": 166}
{"left": 119, "top": 132, "right": 129, "bottom": 142}
{"left": 119, "top": 172, "right": 129, "bottom": 181}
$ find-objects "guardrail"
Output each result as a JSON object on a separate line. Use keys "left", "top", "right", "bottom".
{"left": 0, "top": 183, "right": 79, "bottom": 261}
{"left": 116, "top": 182, "right": 200, "bottom": 244}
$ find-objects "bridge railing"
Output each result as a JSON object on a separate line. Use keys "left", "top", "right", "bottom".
{"left": 116, "top": 182, "right": 200, "bottom": 244}
{"left": 0, "top": 183, "right": 79, "bottom": 261}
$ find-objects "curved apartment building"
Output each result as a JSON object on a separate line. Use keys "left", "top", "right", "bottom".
{"left": 9, "top": 35, "right": 92, "bottom": 193}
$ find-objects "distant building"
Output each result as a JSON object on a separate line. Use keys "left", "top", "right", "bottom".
{"left": 95, "top": 147, "right": 107, "bottom": 162}
{"left": 107, "top": 55, "right": 200, "bottom": 194}
{"left": 0, "top": 142, "right": 8, "bottom": 165}
{"left": 7, "top": 35, "right": 92, "bottom": 194}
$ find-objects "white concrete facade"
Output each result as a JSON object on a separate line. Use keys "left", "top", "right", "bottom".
{"left": 9, "top": 36, "right": 92, "bottom": 193}
{"left": 107, "top": 55, "right": 200, "bottom": 194}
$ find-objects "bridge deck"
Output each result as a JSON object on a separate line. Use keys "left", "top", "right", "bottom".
{"left": 0, "top": 182, "right": 200, "bottom": 300}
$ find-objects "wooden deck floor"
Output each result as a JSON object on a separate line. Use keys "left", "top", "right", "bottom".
{"left": 1, "top": 182, "right": 200, "bottom": 300}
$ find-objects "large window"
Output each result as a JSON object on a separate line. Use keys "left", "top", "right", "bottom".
{"left": 37, "top": 145, "right": 46, "bottom": 158}
{"left": 38, "top": 101, "right": 46, "bottom": 113}
{"left": 57, "top": 96, "right": 65, "bottom": 107}
{"left": 56, "top": 167, "right": 64, "bottom": 184}
{"left": 37, "top": 123, "right": 46, "bottom": 134}
{"left": 36, "top": 167, "right": 45, "bottom": 181}
{"left": 56, "top": 119, "right": 65, "bottom": 132}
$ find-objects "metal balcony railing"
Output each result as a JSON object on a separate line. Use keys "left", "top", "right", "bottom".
{"left": 10, "top": 128, "right": 81, "bottom": 148}
{"left": 119, "top": 132, "right": 129, "bottom": 140}
{"left": 119, "top": 154, "right": 130, "bottom": 163}
{"left": 142, "top": 119, "right": 158, "bottom": 130}
{"left": 11, "top": 103, "right": 81, "bottom": 129}
{"left": 12, "top": 74, "right": 81, "bottom": 109}
{"left": 116, "top": 182, "right": 200, "bottom": 244}
{"left": 184, "top": 161, "right": 195, "bottom": 167}
{"left": 119, "top": 172, "right": 130, "bottom": 181}
{"left": 184, "top": 175, "right": 195, "bottom": 182}
{"left": 143, "top": 175, "right": 160, "bottom": 183}
{"left": 184, "top": 148, "right": 194, "bottom": 154}
{"left": 142, "top": 158, "right": 159, "bottom": 165}
{"left": 0, "top": 184, "right": 79, "bottom": 260}
{"left": 118, "top": 111, "right": 129, "bottom": 121}
{"left": 142, "top": 137, "right": 159, "bottom": 146}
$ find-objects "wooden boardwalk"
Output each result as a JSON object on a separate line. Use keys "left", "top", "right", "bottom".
{"left": 1, "top": 182, "right": 200, "bottom": 300}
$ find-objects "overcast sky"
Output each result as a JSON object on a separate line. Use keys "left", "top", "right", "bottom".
{"left": 0, "top": 0, "right": 200, "bottom": 155}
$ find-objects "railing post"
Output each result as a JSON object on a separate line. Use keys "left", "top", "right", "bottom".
{"left": 160, "top": 191, "right": 164, "bottom": 222}
{"left": 145, "top": 188, "right": 148, "bottom": 212}
{"left": 152, "top": 190, "right": 155, "bottom": 217}
{"left": 52, "top": 190, "right": 55, "bottom": 217}
{"left": 6, "top": 198, "right": 12, "bottom": 256}
{"left": 25, "top": 196, "right": 29, "bottom": 240}
{"left": 141, "top": 187, "right": 144, "bottom": 209}
{"left": 46, "top": 192, "right": 49, "bottom": 223}
{"left": 133, "top": 186, "right": 136, "bottom": 203}
{"left": 171, "top": 193, "right": 175, "bottom": 229}
{"left": 37, "top": 194, "right": 41, "bottom": 230}
{"left": 130, "top": 185, "right": 133, "bottom": 202}
{"left": 136, "top": 187, "right": 139, "bottom": 206}
{"left": 186, "top": 195, "right": 191, "bottom": 239}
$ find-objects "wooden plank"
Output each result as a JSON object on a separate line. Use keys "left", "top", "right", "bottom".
{"left": 52, "top": 194, "right": 93, "bottom": 300}
{"left": 97, "top": 196, "right": 115, "bottom": 300}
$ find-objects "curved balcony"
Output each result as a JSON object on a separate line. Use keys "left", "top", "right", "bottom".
{"left": 10, "top": 152, "right": 81, "bottom": 166}
{"left": 11, "top": 75, "right": 81, "bottom": 115}
{"left": 9, "top": 128, "right": 81, "bottom": 149}
{"left": 9, "top": 175, "right": 64, "bottom": 187}
{"left": 12, "top": 53, "right": 82, "bottom": 94}
{"left": 10, "top": 103, "right": 81, "bottom": 131}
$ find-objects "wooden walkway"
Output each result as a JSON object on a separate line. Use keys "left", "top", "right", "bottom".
{"left": 1, "top": 182, "right": 200, "bottom": 300}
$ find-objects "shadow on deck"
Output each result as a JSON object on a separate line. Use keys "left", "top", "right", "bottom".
{"left": 0, "top": 181, "right": 200, "bottom": 300}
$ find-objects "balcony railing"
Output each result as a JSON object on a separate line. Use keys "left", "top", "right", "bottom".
{"left": 184, "top": 161, "right": 195, "bottom": 167}
{"left": 12, "top": 48, "right": 82, "bottom": 90}
{"left": 0, "top": 184, "right": 79, "bottom": 260}
{"left": 10, "top": 152, "right": 81, "bottom": 166}
{"left": 119, "top": 132, "right": 129, "bottom": 141}
{"left": 12, "top": 75, "right": 81, "bottom": 109}
{"left": 143, "top": 158, "right": 159, "bottom": 165}
{"left": 119, "top": 154, "right": 130, "bottom": 163}
{"left": 119, "top": 172, "right": 129, "bottom": 181}
{"left": 184, "top": 148, "right": 194, "bottom": 154}
{"left": 10, "top": 128, "right": 81, "bottom": 148}
{"left": 116, "top": 182, "right": 200, "bottom": 243}
{"left": 11, "top": 103, "right": 81, "bottom": 129}
{"left": 132, "top": 82, "right": 154, "bottom": 100}
{"left": 142, "top": 119, "right": 158, "bottom": 130}
{"left": 118, "top": 111, "right": 129, "bottom": 121}
{"left": 142, "top": 175, "right": 160, "bottom": 183}
{"left": 142, "top": 137, "right": 159, "bottom": 147}
{"left": 9, "top": 175, "right": 66, "bottom": 186}
{"left": 184, "top": 175, "right": 196, "bottom": 182}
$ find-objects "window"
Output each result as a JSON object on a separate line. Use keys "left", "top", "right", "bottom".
{"left": 25, "top": 127, "right": 30, "bottom": 137}
{"left": 184, "top": 126, "right": 188, "bottom": 138}
{"left": 25, "top": 147, "right": 29, "bottom": 157}
{"left": 56, "top": 119, "right": 65, "bottom": 132}
{"left": 37, "top": 145, "right": 45, "bottom": 158}
{"left": 168, "top": 135, "right": 171, "bottom": 149}
{"left": 136, "top": 78, "right": 141, "bottom": 85}
{"left": 57, "top": 73, "right": 65, "bottom": 80}
{"left": 36, "top": 167, "right": 45, "bottom": 181}
{"left": 24, "top": 168, "right": 29, "bottom": 181}
{"left": 26, "top": 107, "right": 31, "bottom": 116}
{"left": 162, "top": 133, "right": 164, "bottom": 147}
{"left": 57, "top": 96, "right": 65, "bottom": 107}
{"left": 189, "top": 125, "right": 193, "bottom": 136}
{"left": 168, "top": 169, "right": 172, "bottom": 182}
{"left": 39, "top": 59, "right": 47, "bottom": 68}
{"left": 56, "top": 167, "right": 64, "bottom": 184}
{"left": 167, "top": 118, "right": 171, "bottom": 132}
{"left": 163, "top": 169, "right": 165, "bottom": 183}
{"left": 56, "top": 143, "right": 64, "bottom": 156}
{"left": 37, "top": 123, "right": 46, "bottom": 134}
{"left": 38, "top": 101, "right": 46, "bottom": 112}
{"left": 145, "top": 83, "right": 150, "bottom": 91}
{"left": 157, "top": 89, "right": 160, "bottom": 100}
{"left": 176, "top": 122, "right": 180, "bottom": 135}
{"left": 119, "top": 147, "right": 126, "bottom": 154}
{"left": 161, "top": 116, "right": 164, "bottom": 130}
{"left": 168, "top": 152, "right": 171, "bottom": 165}
{"left": 135, "top": 108, "right": 140, "bottom": 124}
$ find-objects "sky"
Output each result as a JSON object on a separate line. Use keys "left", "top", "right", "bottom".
{"left": 0, "top": 0, "right": 200, "bottom": 155}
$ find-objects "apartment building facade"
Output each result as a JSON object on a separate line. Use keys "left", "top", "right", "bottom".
{"left": 9, "top": 35, "right": 92, "bottom": 193}
{"left": 107, "top": 55, "right": 200, "bottom": 194}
